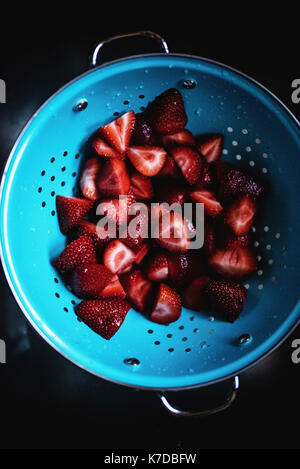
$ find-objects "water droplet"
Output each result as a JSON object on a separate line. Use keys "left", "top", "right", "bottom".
{"left": 208, "top": 316, "right": 215, "bottom": 322}
{"left": 200, "top": 341, "right": 207, "bottom": 349}
{"left": 194, "top": 107, "right": 202, "bottom": 116}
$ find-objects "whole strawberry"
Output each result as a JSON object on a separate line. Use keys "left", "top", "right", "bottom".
{"left": 205, "top": 279, "right": 247, "bottom": 322}
{"left": 75, "top": 298, "right": 131, "bottom": 339}
{"left": 147, "top": 88, "right": 187, "bottom": 135}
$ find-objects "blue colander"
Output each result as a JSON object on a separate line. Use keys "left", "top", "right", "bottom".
{"left": 1, "top": 31, "right": 300, "bottom": 416}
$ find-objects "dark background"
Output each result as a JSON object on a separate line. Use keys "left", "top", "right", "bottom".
{"left": 0, "top": 12, "right": 299, "bottom": 449}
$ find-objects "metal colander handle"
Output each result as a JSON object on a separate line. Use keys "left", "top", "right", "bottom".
{"left": 157, "top": 376, "right": 239, "bottom": 418}
{"left": 91, "top": 30, "right": 169, "bottom": 67}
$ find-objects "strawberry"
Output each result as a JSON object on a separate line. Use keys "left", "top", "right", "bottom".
{"left": 145, "top": 250, "right": 169, "bottom": 282}
{"left": 189, "top": 189, "right": 223, "bottom": 218}
{"left": 155, "top": 181, "right": 188, "bottom": 206}
{"left": 75, "top": 298, "right": 130, "bottom": 339}
{"left": 98, "top": 274, "right": 126, "bottom": 299}
{"left": 170, "top": 146, "right": 204, "bottom": 185}
{"left": 215, "top": 161, "right": 265, "bottom": 201}
{"left": 150, "top": 283, "right": 181, "bottom": 325}
{"left": 147, "top": 88, "right": 187, "bottom": 135}
{"left": 75, "top": 219, "right": 114, "bottom": 250}
{"left": 182, "top": 276, "right": 211, "bottom": 311}
{"left": 56, "top": 195, "right": 93, "bottom": 234}
{"left": 53, "top": 235, "right": 97, "bottom": 273}
{"left": 155, "top": 211, "right": 190, "bottom": 253}
{"left": 224, "top": 195, "right": 256, "bottom": 235}
{"left": 218, "top": 226, "right": 252, "bottom": 250}
{"left": 209, "top": 247, "right": 257, "bottom": 279}
{"left": 70, "top": 263, "right": 114, "bottom": 299}
{"left": 119, "top": 268, "right": 153, "bottom": 313}
{"left": 97, "top": 158, "right": 130, "bottom": 198}
{"left": 195, "top": 162, "right": 214, "bottom": 188}
{"left": 103, "top": 239, "right": 136, "bottom": 274}
{"left": 120, "top": 206, "right": 149, "bottom": 249}
{"left": 98, "top": 190, "right": 136, "bottom": 226}
{"left": 167, "top": 251, "right": 203, "bottom": 288}
{"left": 203, "top": 220, "right": 217, "bottom": 257}
{"left": 157, "top": 155, "right": 183, "bottom": 179}
{"left": 130, "top": 112, "right": 158, "bottom": 146}
{"left": 133, "top": 242, "right": 150, "bottom": 265}
{"left": 130, "top": 170, "right": 154, "bottom": 201}
{"left": 205, "top": 279, "right": 247, "bottom": 322}
{"left": 100, "top": 110, "right": 136, "bottom": 155}
{"left": 197, "top": 133, "right": 223, "bottom": 163}
{"left": 127, "top": 146, "right": 167, "bottom": 177}
{"left": 79, "top": 157, "right": 101, "bottom": 200}
{"left": 93, "top": 135, "right": 122, "bottom": 159}
{"left": 161, "top": 129, "right": 195, "bottom": 148}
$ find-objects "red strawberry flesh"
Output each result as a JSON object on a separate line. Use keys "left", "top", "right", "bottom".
{"left": 150, "top": 283, "right": 181, "bottom": 325}
{"left": 97, "top": 158, "right": 130, "bottom": 198}
{"left": 100, "top": 110, "right": 136, "bottom": 155}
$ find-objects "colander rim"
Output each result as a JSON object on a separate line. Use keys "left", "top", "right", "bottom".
{"left": 0, "top": 52, "right": 299, "bottom": 391}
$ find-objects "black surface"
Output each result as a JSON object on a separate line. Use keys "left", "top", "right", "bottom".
{"left": 0, "top": 14, "right": 299, "bottom": 449}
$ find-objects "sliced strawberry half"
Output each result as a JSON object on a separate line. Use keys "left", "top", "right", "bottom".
{"left": 56, "top": 195, "right": 93, "bottom": 234}
{"left": 147, "top": 88, "right": 187, "bottom": 135}
{"left": 205, "top": 279, "right": 247, "bottom": 323}
{"left": 133, "top": 242, "right": 150, "bottom": 265}
{"left": 119, "top": 268, "right": 153, "bottom": 313}
{"left": 75, "top": 219, "right": 114, "bottom": 250}
{"left": 127, "top": 146, "right": 167, "bottom": 177}
{"left": 182, "top": 276, "right": 211, "bottom": 311}
{"left": 189, "top": 189, "right": 223, "bottom": 218}
{"left": 97, "top": 158, "right": 130, "bottom": 198}
{"left": 157, "top": 155, "right": 183, "bottom": 179}
{"left": 98, "top": 274, "right": 126, "bottom": 299}
{"left": 197, "top": 133, "right": 223, "bottom": 163}
{"left": 53, "top": 235, "right": 97, "bottom": 273}
{"left": 170, "top": 146, "right": 204, "bottom": 185}
{"left": 224, "top": 195, "right": 256, "bottom": 235}
{"left": 161, "top": 129, "right": 195, "bottom": 148}
{"left": 150, "top": 283, "right": 181, "bottom": 325}
{"left": 209, "top": 247, "right": 257, "bottom": 279}
{"left": 70, "top": 263, "right": 114, "bottom": 299}
{"left": 145, "top": 250, "right": 169, "bottom": 282}
{"left": 93, "top": 135, "right": 122, "bottom": 159}
{"left": 103, "top": 240, "right": 136, "bottom": 274}
{"left": 100, "top": 110, "right": 136, "bottom": 155}
{"left": 130, "top": 170, "right": 154, "bottom": 201}
{"left": 75, "top": 298, "right": 130, "bottom": 339}
{"left": 155, "top": 211, "right": 190, "bottom": 253}
{"left": 79, "top": 157, "right": 101, "bottom": 200}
